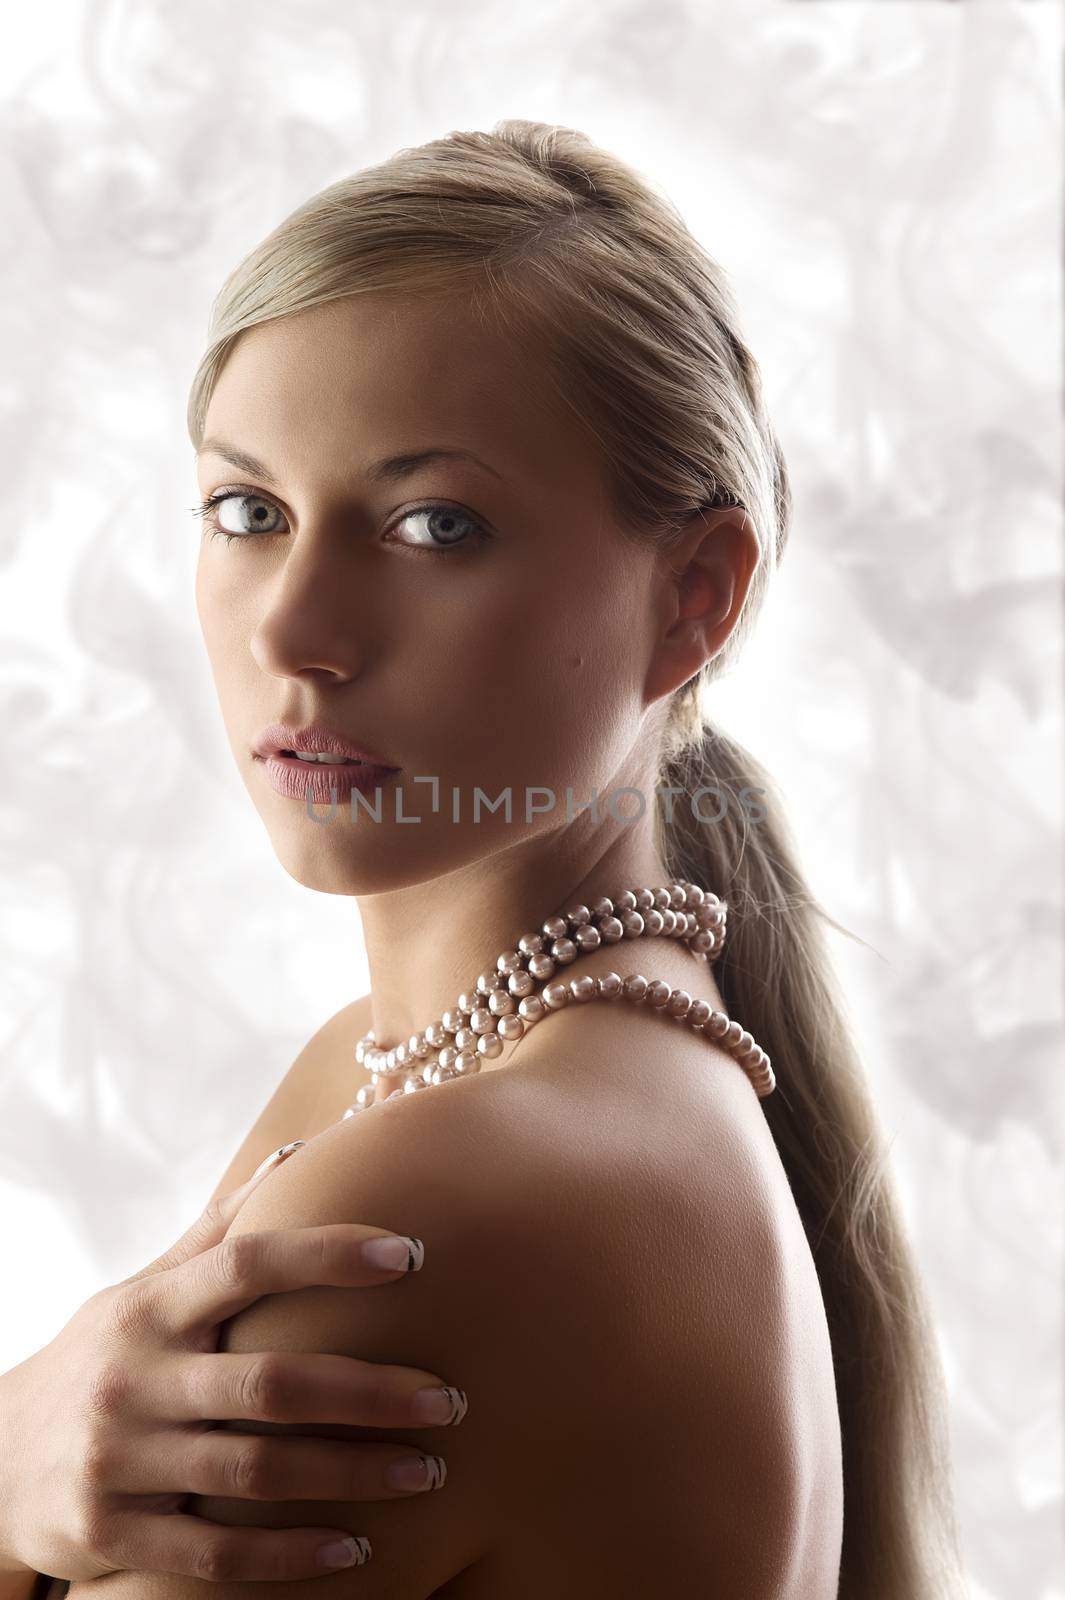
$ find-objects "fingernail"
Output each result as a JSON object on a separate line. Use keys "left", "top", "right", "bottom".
{"left": 249, "top": 1141, "right": 305, "bottom": 1182}
{"left": 362, "top": 1235, "right": 424, "bottom": 1272}
{"left": 411, "top": 1386, "right": 469, "bottom": 1425}
{"left": 385, "top": 1453, "right": 448, "bottom": 1492}
{"left": 316, "top": 1535, "right": 372, "bottom": 1569}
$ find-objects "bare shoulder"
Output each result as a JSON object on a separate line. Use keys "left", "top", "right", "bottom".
{"left": 206, "top": 992, "right": 374, "bottom": 1204}
{"left": 257, "top": 1015, "right": 843, "bottom": 1595}
{"left": 288, "top": 990, "right": 373, "bottom": 1091}
{"left": 462, "top": 999, "right": 844, "bottom": 1596}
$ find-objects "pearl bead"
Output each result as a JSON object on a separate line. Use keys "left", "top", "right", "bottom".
{"left": 347, "top": 881, "right": 774, "bottom": 1103}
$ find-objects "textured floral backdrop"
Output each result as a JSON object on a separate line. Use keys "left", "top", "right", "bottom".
{"left": 1, "top": 3, "right": 1060, "bottom": 1596}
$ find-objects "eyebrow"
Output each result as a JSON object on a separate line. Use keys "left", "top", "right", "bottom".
{"left": 197, "top": 437, "right": 504, "bottom": 487}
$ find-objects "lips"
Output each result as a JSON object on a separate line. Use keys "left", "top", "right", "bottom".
{"left": 252, "top": 721, "right": 399, "bottom": 767}
{"left": 257, "top": 753, "right": 401, "bottom": 802}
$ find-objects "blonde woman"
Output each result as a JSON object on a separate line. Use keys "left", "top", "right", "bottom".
{"left": 3, "top": 121, "right": 966, "bottom": 1599}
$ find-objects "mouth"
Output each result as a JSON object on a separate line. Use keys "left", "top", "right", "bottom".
{"left": 252, "top": 722, "right": 400, "bottom": 768}
{"left": 277, "top": 750, "right": 372, "bottom": 766}
{"left": 255, "top": 748, "right": 402, "bottom": 800}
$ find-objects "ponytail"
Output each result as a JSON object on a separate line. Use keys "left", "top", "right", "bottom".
{"left": 657, "top": 718, "right": 968, "bottom": 1599}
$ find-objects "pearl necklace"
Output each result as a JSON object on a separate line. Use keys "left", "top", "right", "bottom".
{"left": 344, "top": 882, "right": 775, "bottom": 1117}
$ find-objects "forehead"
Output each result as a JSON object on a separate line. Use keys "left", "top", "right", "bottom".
{"left": 201, "top": 291, "right": 601, "bottom": 500}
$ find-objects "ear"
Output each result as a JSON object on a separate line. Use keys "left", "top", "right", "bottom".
{"left": 643, "top": 505, "right": 760, "bottom": 705}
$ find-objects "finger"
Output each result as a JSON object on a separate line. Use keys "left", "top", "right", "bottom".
{"left": 131, "top": 1225, "right": 424, "bottom": 1341}
{"left": 102, "top": 1510, "right": 372, "bottom": 1583}
{"left": 105, "top": 1430, "right": 447, "bottom": 1503}
{"left": 122, "top": 1144, "right": 308, "bottom": 1287}
{"left": 169, "top": 1350, "right": 467, "bottom": 1430}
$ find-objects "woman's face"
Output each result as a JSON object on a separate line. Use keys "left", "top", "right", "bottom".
{"left": 194, "top": 290, "right": 672, "bottom": 895}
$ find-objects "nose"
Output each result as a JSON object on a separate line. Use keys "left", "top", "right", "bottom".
{"left": 250, "top": 531, "right": 371, "bottom": 683}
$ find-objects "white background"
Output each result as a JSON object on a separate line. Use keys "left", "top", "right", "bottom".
{"left": 1, "top": 3, "right": 1061, "bottom": 1596}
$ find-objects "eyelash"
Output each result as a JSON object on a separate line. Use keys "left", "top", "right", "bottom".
{"left": 190, "top": 490, "right": 490, "bottom": 556}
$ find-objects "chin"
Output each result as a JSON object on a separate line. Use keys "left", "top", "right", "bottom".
{"left": 270, "top": 834, "right": 382, "bottom": 896}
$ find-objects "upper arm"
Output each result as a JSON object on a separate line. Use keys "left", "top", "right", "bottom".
{"left": 202, "top": 1081, "right": 816, "bottom": 1600}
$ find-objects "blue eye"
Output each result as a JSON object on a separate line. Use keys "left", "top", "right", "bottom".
{"left": 194, "top": 492, "right": 287, "bottom": 543}
{"left": 386, "top": 504, "right": 486, "bottom": 554}
{"left": 191, "top": 491, "right": 489, "bottom": 555}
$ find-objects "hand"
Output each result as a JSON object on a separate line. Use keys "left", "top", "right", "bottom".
{"left": 1, "top": 1143, "right": 465, "bottom": 1584}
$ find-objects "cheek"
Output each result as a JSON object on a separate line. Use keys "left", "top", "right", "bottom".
{"left": 413, "top": 570, "right": 639, "bottom": 797}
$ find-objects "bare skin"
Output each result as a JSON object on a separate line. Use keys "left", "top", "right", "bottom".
{"left": 176, "top": 289, "right": 845, "bottom": 1593}
{"left": 195, "top": 958, "right": 844, "bottom": 1598}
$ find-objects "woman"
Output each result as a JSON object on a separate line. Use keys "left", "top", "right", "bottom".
{"left": 21, "top": 119, "right": 965, "bottom": 1597}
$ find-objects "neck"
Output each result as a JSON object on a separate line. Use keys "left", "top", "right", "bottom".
{"left": 358, "top": 820, "right": 675, "bottom": 1051}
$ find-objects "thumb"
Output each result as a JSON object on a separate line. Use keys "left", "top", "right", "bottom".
{"left": 122, "top": 1141, "right": 307, "bottom": 1286}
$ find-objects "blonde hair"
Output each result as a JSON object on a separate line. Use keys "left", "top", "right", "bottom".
{"left": 187, "top": 119, "right": 967, "bottom": 1598}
